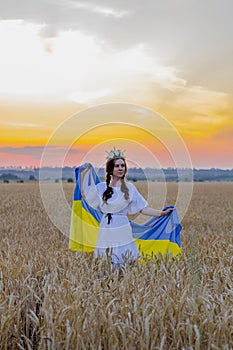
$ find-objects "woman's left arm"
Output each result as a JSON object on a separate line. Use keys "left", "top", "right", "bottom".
{"left": 140, "top": 206, "right": 174, "bottom": 217}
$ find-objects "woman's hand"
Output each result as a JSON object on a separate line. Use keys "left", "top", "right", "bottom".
{"left": 160, "top": 208, "right": 174, "bottom": 216}
{"left": 81, "top": 164, "right": 91, "bottom": 176}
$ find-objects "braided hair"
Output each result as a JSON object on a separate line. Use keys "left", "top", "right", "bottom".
{"left": 102, "top": 157, "right": 129, "bottom": 203}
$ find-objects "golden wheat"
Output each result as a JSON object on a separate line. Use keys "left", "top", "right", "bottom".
{"left": 0, "top": 182, "right": 232, "bottom": 349}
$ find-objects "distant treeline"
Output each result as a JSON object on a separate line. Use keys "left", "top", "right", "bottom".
{"left": 1, "top": 167, "right": 233, "bottom": 182}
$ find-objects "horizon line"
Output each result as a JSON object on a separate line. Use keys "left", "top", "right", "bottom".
{"left": 0, "top": 166, "right": 233, "bottom": 171}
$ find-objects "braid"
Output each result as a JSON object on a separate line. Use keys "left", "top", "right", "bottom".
{"left": 102, "top": 172, "right": 113, "bottom": 203}
{"left": 121, "top": 175, "right": 129, "bottom": 201}
{"left": 106, "top": 172, "right": 111, "bottom": 187}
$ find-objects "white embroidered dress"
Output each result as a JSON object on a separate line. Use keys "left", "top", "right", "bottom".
{"left": 83, "top": 179, "right": 148, "bottom": 264}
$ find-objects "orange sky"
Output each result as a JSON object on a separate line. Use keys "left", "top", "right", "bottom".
{"left": 0, "top": 100, "right": 232, "bottom": 169}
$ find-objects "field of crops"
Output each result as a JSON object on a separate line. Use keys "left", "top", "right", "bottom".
{"left": 0, "top": 182, "right": 232, "bottom": 349}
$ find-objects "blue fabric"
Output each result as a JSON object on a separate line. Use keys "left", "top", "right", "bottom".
{"left": 130, "top": 207, "right": 181, "bottom": 246}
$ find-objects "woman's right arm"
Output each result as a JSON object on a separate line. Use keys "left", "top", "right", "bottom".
{"left": 80, "top": 164, "right": 91, "bottom": 198}
{"left": 80, "top": 165, "right": 101, "bottom": 209}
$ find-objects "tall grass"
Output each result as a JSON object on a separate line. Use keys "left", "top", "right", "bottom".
{"left": 0, "top": 182, "right": 232, "bottom": 349}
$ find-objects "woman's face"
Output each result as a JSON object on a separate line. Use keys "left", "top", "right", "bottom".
{"left": 112, "top": 158, "right": 126, "bottom": 179}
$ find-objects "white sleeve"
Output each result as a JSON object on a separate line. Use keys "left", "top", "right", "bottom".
{"left": 82, "top": 170, "right": 101, "bottom": 209}
{"left": 127, "top": 184, "right": 148, "bottom": 214}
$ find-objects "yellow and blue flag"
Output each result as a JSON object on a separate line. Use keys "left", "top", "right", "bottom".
{"left": 69, "top": 163, "right": 182, "bottom": 258}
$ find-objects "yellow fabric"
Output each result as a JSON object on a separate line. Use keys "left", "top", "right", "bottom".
{"left": 69, "top": 201, "right": 99, "bottom": 252}
{"left": 134, "top": 238, "right": 182, "bottom": 259}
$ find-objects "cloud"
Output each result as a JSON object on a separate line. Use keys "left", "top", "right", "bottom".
{"left": 39, "top": 23, "right": 58, "bottom": 39}
{"left": 0, "top": 1, "right": 232, "bottom": 110}
{"left": 0, "top": 146, "right": 79, "bottom": 157}
{"left": 0, "top": 20, "right": 190, "bottom": 104}
{"left": 69, "top": 88, "right": 115, "bottom": 104}
{"left": 174, "top": 86, "right": 229, "bottom": 115}
{"left": 1, "top": 0, "right": 232, "bottom": 63}
{"left": 68, "top": 1, "right": 130, "bottom": 19}
{"left": 0, "top": 122, "right": 44, "bottom": 128}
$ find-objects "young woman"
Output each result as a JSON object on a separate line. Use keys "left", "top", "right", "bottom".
{"left": 80, "top": 148, "right": 175, "bottom": 265}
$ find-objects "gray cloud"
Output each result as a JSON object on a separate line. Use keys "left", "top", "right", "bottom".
{"left": 68, "top": 1, "right": 131, "bottom": 18}
{"left": 0, "top": 146, "right": 79, "bottom": 157}
{"left": 0, "top": 0, "right": 232, "bottom": 92}
{"left": 39, "top": 23, "right": 58, "bottom": 39}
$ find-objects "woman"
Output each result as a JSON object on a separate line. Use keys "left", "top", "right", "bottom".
{"left": 78, "top": 148, "right": 176, "bottom": 265}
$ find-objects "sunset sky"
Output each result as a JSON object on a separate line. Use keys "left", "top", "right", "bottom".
{"left": 0, "top": 0, "right": 232, "bottom": 169}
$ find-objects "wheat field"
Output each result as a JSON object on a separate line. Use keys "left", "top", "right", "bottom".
{"left": 0, "top": 182, "right": 232, "bottom": 349}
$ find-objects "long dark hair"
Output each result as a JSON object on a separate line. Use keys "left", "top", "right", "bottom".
{"left": 102, "top": 157, "right": 129, "bottom": 203}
